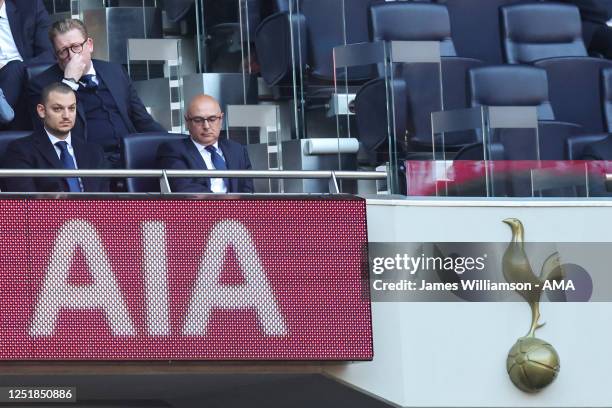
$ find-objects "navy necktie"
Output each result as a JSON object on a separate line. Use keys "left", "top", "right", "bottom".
{"left": 55, "top": 141, "right": 82, "bottom": 192}
{"left": 80, "top": 74, "right": 98, "bottom": 90}
{"left": 205, "top": 145, "right": 228, "bottom": 189}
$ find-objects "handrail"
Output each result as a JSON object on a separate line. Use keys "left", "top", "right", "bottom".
{"left": 0, "top": 169, "right": 388, "bottom": 194}
{"left": 0, "top": 169, "right": 387, "bottom": 180}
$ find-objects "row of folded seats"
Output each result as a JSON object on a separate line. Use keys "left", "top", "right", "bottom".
{"left": 255, "top": 0, "right": 612, "bottom": 163}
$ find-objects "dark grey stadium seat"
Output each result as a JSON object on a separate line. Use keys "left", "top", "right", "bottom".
{"left": 0, "top": 131, "right": 33, "bottom": 191}
{"left": 122, "top": 132, "right": 187, "bottom": 193}
{"left": 255, "top": 0, "right": 374, "bottom": 89}
{"left": 501, "top": 2, "right": 612, "bottom": 134}
{"left": 502, "top": 2, "right": 587, "bottom": 64}
{"left": 434, "top": 0, "right": 535, "bottom": 64}
{"left": 469, "top": 65, "right": 582, "bottom": 160}
{"left": 354, "top": 2, "right": 483, "bottom": 157}
{"left": 567, "top": 134, "right": 608, "bottom": 160}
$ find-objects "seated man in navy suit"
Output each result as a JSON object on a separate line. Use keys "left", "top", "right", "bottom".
{"left": 0, "top": 0, "right": 55, "bottom": 129}
{"left": 156, "top": 94, "right": 254, "bottom": 193}
{"left": 3, "top": 82, "right": 108, "bottom": 192}
{"left": 29, "top": 18, "right": 165, "bottom": 168}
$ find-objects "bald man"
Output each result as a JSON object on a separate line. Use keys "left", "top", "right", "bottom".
{"left": 156, "top": 94, "right": 253, "bottom": 193}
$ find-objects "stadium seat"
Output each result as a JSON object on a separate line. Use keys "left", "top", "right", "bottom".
{"left": 469, "top": 65, "right": 555, "bottom": 121}
{"left": 0, "top": 131, "right": 33, "bottom": 191}
{"left": 434, "top": 0, "right": 535, "bottom": 64}
{"left": 0, "top": 131, "right": 33, "bottom": 160}
{"left": 502, "top": 2, "right": 587, "bottom": 64}
{"left": 501, "top": 2, "right": 612, "bottom": 134}
{"left": 255, "top": 0, "right": 374, "bottom": 89}
{"left": 567, "top": 134, "right": 608, "bottom": 160}
{"left": 454, "top": 142, "right": 505, "bottom": 160}
{"left": 469, "top": 65, "right": 581, "bottom": 160}
{"left": 26, "top": 63, "right": 54, "bottom": 80}
{"left": 122, "top": 132, "right": 187, "bottom": 193}
{"left": 354, "top": 2, "right": 483, "bottom": 158}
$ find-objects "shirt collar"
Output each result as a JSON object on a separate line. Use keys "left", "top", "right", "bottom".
{"left": 0, "top": 3, "right": 7, "bottom": 19}
{"left": 85, "top": 63, "right": 97, "bottom": 77}
{"left": 191, "top": 138, "right": 219, "bottom": 152}
{"left": 46, "top": 129, "right": 73, "bottom": 148}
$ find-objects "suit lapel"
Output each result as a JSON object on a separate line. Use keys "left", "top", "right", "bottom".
{"left": 184, "top": 139, "right": 211, "bottom": 191}
{"left": 5, "top": 1, "right": 24, "bottom": 57}
{"left": 71, "top": 138, "right": 88, "bottom": 169}
{"left": 34, "top": 132, "right": 63, "bottom": 169}
{"left": 185, "top": 138, "right": 208, "bottom": 169}
{"left": 72, "top": 138, "right": 95, "bottom": 192}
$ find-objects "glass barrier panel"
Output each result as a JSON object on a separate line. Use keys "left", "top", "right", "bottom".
{"left": 226, "top": 105, "right": 282, "bottom": 193}
{"left": 405, "top": 160, "right": 594, "bottom": 198}
{"left": 431, "top": 106, "right": 541, "bottom": 197}
{"left": 333, "top": 41, "right": 386, "bottom": 194}
{"left": 127, "top": 38, "right": 183, "bottom": 132}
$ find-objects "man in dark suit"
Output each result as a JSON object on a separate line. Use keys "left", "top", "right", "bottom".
{"left": 156, "top": 94, "right": 253, "bottom": 193}
{"left": 4, "top": 82, "right": 108, "bottom": 192}
{"left": 0, "top": 0, "right": 55, "bottom": 129}
{"left": 29, "top": 18, "right": 165, "bottom": 168}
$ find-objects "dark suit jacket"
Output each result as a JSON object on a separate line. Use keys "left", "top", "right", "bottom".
{"left": 28, "top": 59, "right": 165, "bottom": 141}
{"left": 156, "top": 137, "right": 254, "bottom": 193}
{"left": 6, "top": 0, "right": 54, "bottom": 66}
{"left": 2, "top": 130, "right": 109, "bottom": 192}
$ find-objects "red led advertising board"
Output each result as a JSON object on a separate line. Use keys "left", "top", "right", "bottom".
{"left": 0, "top": 197, "right": 372, "bottom": 360}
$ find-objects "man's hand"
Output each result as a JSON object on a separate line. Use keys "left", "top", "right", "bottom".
{"left": 63, "top": 54, "right": 87, "bottom": 82}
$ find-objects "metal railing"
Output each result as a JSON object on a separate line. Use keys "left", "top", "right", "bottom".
{"left": 0, "top": 169, "right": 388, "bottom": 194}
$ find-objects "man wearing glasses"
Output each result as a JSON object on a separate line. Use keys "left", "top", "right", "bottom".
{"left": 28, "top": 18, "right": 165, "bottom": 168}
{"left": 156, "top": 94, "right": 254, "bottom": 193}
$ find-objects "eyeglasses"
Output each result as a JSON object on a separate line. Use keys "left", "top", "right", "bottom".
{"left": 186, "top": 115, "right": 223, "bottom": 126}
{"left": 55, "top": 39, "right": 88, "bottom": 59}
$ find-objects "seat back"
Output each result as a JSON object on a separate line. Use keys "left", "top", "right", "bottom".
{"left": 435, "top": 0, "right": 530, "bottom": 64}
{"left": 0, "top": 131, "right": 33, "bottom": 191}
{"left": 537, "top": 56, "right": 612, "bottom": 133}
{"left": 470, "top": 65, "right": 560, "bottom": 160}
{"left": 469, "top": 65, "right": 555, "bottom": 120}
{"left": 369, "top": 2, "right": 457, "bottom": 77}
{"left": 301, "top": 0, "right": 373, "bottom": 82}
{"left": 26, "top": 63, "right": 54, "bottom": 80}
{"left": 0, "top": 131, "right": 33, "bottom": 158}
{"left": 501, "top": 3, "right": 587, "bottom": 64}
{"left": 122, "top": 132, "right": 188, "bottom": 193}
{"left": 370, "top": 2, "right": 457, "bottom": 57}
{"left": 567, "top": 134, "right": 609, "bottom": 160}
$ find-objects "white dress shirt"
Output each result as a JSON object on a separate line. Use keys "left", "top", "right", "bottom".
{"left": 0, "top": 2, "right": 22, "bottom": 67}
{"left": 191, "top": 139, "right": 227, "bottom": 193}
{"left": 46, "top": 129, "right": 84, "bottom": 191}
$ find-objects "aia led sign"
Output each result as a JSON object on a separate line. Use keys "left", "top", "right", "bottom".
{"left": 0, "top": 197, "right": 372, "bottom": 360}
